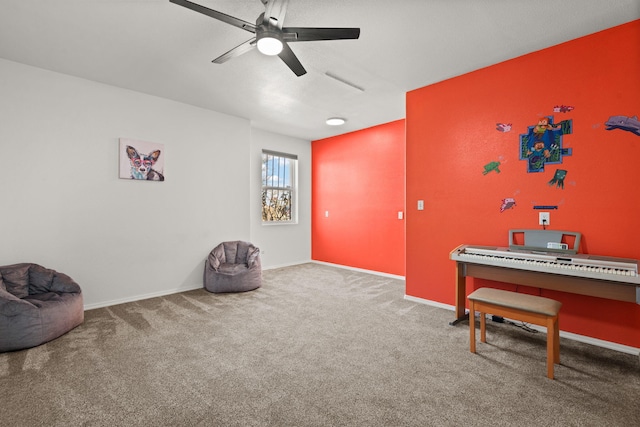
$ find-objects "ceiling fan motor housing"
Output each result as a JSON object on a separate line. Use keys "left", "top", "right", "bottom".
{"left": 256, "top": 25, "right": 284, "bottom": 55}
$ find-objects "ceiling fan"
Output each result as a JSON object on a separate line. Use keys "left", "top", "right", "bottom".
{"left": 170, "top": 0, "right": 360, "bottom": 76}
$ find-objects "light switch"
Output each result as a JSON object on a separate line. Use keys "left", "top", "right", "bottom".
{"left": 417, "top": 200, "right": 424, "bottom": 210}
{"left": 398, "top": 211, "right": 403, "bottom": 220}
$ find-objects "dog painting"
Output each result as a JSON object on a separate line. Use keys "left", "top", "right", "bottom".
{"left": 119, "top": 138, "right": 165, "bottom": 181}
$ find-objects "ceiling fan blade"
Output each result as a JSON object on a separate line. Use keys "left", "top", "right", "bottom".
{"left": 212, "top": 38, "right": 257, "bottom": 64}
{"left": 277, "top": 43, "right": 306, "bottom": 76}
{"left": 170, "top": 0, "right": 256, "bottom": 33}
{"left": 282, "top": 27, "right": 360, "bottom": 42}
{"left": 262, "top": 0, "right": 289, "bottom": 29}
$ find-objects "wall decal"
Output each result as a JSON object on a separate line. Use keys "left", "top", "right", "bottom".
{"left": 496, "top": 123, "right": 512, "bottom": 132}
{"left": 548, "top": 169, "right": 568, "bottom": 189}
{"left": 119, "top": 138, "right": 165, "bottom": 181}
{"left": 531, "top": 199, "right": 565, "bottom": 214}
{"left": 553, "top": 105, "right": 574, "bottom": 113}
{"left": 604, "top": 115, "right": 640, "bottom": 136}
{"left": 482, "top": 160, "right": 501, "bottom": 175}
{"left": 519, "top": 116, "right": 572, "bottom": 173}
{"left": 499, "top": 197, "right": 516, "bottom": 213}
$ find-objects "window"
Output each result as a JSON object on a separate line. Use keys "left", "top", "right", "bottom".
{"left": 261, "top": 150, "right": 297, "bottom": 223}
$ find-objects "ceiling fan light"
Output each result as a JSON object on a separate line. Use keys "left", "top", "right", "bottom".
{"left": 257, "top": 35, "right": 283, "bottom": 56}
{"left": 326, "top": 117, "right": 346, "bottom": 126}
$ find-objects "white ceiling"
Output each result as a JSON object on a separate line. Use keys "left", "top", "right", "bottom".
{"left": 1, "top": 0, "right": 638, "bottom": 141}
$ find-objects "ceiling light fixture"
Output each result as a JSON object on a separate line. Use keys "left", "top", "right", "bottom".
{"left": 256, "top": 31, "right": 283, "bottom": 56}
{"left": 326, "top": 117, "right": 346, "bottom": 126}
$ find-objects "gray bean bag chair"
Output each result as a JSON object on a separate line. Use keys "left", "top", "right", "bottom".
{"left": 0, "top": 263, "right": 84, "bottom": 352}
{"left": 204, "top": 241, "right": 261, "bottom": 293}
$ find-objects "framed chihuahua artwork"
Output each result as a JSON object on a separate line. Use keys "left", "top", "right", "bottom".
{"left": 119, "top": 138, "right": 165, "bottom": 181}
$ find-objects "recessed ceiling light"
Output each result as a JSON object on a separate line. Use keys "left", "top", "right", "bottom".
{"left": 326, "top": 117, "right": 346, "bottom": 126}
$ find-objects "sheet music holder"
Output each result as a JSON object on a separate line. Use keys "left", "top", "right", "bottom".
{"left": 509, "top": 229, "right": 581, "bottom": 255}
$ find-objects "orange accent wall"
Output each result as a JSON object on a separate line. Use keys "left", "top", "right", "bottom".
{"left": 312, "top": 120, "right": 406, "bottom": 276}
{"left": 406, "top": 21, "right": 640, "bottom": 348}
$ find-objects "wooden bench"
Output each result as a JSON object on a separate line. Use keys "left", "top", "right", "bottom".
{"left": 468, "top": 287, "right": 562, "bottom": 379}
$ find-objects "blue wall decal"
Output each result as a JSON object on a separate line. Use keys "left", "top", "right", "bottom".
{"left": 519, "top": 116, "right": 572, "bottom": 173}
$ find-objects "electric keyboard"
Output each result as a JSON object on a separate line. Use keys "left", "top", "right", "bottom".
{"left": 450, "top": 245, "right": 640, "bottom": 285}
{"left": 448, "top": 244, "right": 640, "bottom": 323}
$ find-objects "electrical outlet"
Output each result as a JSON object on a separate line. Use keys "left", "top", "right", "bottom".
{"left": 539, "top": 212, "right": 550, "bottom": 225}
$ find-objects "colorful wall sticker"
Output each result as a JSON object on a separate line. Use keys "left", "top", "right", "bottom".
{"left": 499, "top": 197, "right": 516, "bottom": 213}
{"left": 553, "top": 105, "right": 574, "bottom": 113}
{"left": 604, "top": 115, "right": 640, "bottom": 136}
{"left": 548, "top": 169, "right": 568, "bottom": 189}
{"left": 496, "top": 123, "right": 512, "bottom": 132}
{"left": 483, "top": 160, "right": 501, "bottom": 175}
{"left": 519, "top": 116, "right": 572, "bottom": 173}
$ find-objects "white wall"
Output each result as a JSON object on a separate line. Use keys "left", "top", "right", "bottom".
{"left": 250, "top": 128, "right": 311, "bottom": 268}
{"left": 0, "top": 58, "right": 258, "bottom": 308}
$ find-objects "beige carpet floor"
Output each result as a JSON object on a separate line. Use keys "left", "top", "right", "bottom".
{"left": 1, "top": 263, "right": 639, "bottom": 426}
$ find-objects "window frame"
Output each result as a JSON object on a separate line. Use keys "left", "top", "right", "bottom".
{"left": 261, "top": 149, "right": 298, "bottom": 225}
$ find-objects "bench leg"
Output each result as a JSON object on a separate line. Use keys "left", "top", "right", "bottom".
{"left": 469, "top": 300, "right": 476, "bottom": 353}
{"left": 546, "top": 315, "right": 559, "bottom": 379}
{"left": 480, "top": 311, "right": 486, "bottom": 343}
{"left": 554, "top": 316, "right": 560, "bottom": 364}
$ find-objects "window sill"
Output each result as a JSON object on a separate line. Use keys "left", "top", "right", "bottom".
{"left": 262, "top": 221, "right": 298, "bottom": 226}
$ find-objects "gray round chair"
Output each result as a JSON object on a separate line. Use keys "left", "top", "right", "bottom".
{"left": 0, "top": 263, "right": 84, "bottom": 352}
{"left": 204, "top": 241, "right": 262, "bottom": 293}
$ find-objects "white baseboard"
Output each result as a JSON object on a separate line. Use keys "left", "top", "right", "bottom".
{"left": 522, "top": 323, "right": 640, "bottom": 356}
{"left": 262, "top": 260, "right": 313, "bottom": 271}
{"left": 404, "top": 294, "right": 640, "bottom": 357}
{"left": 311, "top": 260, "right": 406, "bottom": 280}
{"left": 404, "top": 294, "right": 455, "bottom": 311}
{"left": 83, "top": 284, "right": 203, "bottom": 311}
